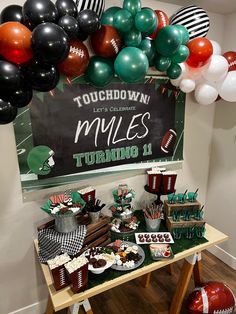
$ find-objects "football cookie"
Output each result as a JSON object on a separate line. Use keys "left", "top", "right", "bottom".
{"left": 161, "top": 129, "right": 177, "bottom": 154}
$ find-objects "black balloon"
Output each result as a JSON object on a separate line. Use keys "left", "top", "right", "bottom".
{"left": 0, "top": 5, "right": 23, "bottom": 24}
{"left": 56, "top": 0, "right": 77, "bottom": 17}
{"left": 58, "top": 15, "right": 79, "bottom": 39}
{"left": 77, "top": 9, "right": 100, "bottom": 34}
{"left": 22, "top": 0, "right": 58, "bottom": 30}
{"left": 4, "top": 87, "right": 33, "bottom": 108}
{"left": 77, "top": 29, "right": 88, "bottom": 41}
{"left": 0, "top": 61, "right": 24, "bottom": 98}
{"left": 32, "top": 23, "right": 69, "bottom": 64}
{"left": 0, "top": 99, "right": 18, "bottom": 124}
{"left": 24, "top": 60, "right": 59, "bottom": 92}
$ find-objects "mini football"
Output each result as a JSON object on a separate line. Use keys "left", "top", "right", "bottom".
{"left": 161, "top": 129, "right": 177, "bottom": 154}
{"left": 187, "top": 281, "right": 236, "bottom": 314}
{"left": 90, "top": 25, "right": 123, "bottom": 58}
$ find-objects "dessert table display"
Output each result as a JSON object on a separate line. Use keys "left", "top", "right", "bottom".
{"left": 35, "top": 181, "right": 228, "bottom": 314}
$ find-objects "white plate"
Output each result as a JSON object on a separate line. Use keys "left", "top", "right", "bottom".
{"left": 135, "top": 232, "right": 174, "bottom": 244}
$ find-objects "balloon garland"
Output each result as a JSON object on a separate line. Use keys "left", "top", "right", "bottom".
{"left": 0, "top": 0, "right": 236, "bottom": 125}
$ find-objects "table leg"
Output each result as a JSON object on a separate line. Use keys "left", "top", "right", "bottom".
{"left": 169, "top": 253, "right": 198, "bottom": 314}
{"left": 46, "top": 296, "right": 55, "bottom": 314}
{"left": 167, "top": 264, "right": 175, "bottom": 276}
{"left": 69, "top": 299, "right": 93, "bottom": 314}
{"left": 193, "top": 253, "right": 203, "bottom": 287}
{"left": 141, "top": 272, "right": 151, "bottom": 288}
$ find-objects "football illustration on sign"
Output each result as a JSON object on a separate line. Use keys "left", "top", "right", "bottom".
{"left": 161, "top": 129, "right": 177, "bottom": 154}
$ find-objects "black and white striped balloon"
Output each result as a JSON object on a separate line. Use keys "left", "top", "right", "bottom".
{"left": 74, "top": 0, "right": 105, "bottom": 18}
{"left": 170, "top": 5, "right": 210, "bottom": 40}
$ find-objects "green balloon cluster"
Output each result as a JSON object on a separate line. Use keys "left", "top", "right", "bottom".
{"left": 98, "top": 1, "right": 190, "bottom": 84}
{"left": 153, "top": 25, "right": 190, "bottom": 79}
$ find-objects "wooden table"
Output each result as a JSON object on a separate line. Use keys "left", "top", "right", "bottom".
{"left": 34, "top": 224, "right": 228, "bottom": 314}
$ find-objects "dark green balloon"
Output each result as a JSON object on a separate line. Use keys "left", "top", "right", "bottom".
{"left": 85, "top": 57, "right": 114, "bottom": 87}
{"left": 139, "top": 39, "right": 156, "bottom": 64}
{"left": 113, "top": 9, "right": 133, "bottom": 32}
{"left": 124, "top": 27, "right": 142, "bottom": 47}
{"left": 174, "top": 25, "right": 189, "bottom": 45}
{"left": 154, "top": 54, "right": 171, "bottom": 72}
{"left": 123, "top": 0, "right": 141, "bottom": 16}
{"left": 135, "top": 8, "right": 157, "bottom": 34}
{"left": 154, "top": 25, "right": 182, "bottom": 57}
{"left": 167, "top": 63, "right": 182, "bottom": 79}
{"left": 114, "top": 47, "right": 149, "bottom": 83}
{"left": 171, "top": 45, "right": 189, "bottom": 63}
{"left": 101, "top": 6, "right": 121, "bottom": 26}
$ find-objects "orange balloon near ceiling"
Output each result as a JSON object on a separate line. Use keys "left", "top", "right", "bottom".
{"left": 0, "top": 22, "right": 33, "bottom": 64}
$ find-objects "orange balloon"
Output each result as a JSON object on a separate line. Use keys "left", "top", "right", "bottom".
{"left": 58, "top": 40, "right": 89, "bottom": 78}
{"left": 0, "top": 22, "right": 33, "bottom": 64}
{"left": 186, "top": 37, "right": 213, "bottom": 68}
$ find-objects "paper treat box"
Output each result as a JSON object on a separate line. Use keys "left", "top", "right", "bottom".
{"left": 78, "top": 186, "right": 96, "bottom": 203}
{"left": 47, "top": 253, "right": 71, "bottom": 291}
{"left": 65, "top": 256, "right": 89, "bottom": 293}
{"left": 147, "top": 169, "right": 162, "bottom": 193}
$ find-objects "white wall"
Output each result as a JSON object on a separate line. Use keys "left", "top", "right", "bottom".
{"left": 0, "top": 1, "right": 225, "bottom": 313}
{"left": 205, "top": 13, "right": 236, "bottom": 268}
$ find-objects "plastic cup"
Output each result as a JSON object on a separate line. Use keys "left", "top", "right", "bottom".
{"left": 188, "top": 192, "right": 198, "bottom": 202}
{"left": 177, "top": 193, "right": 187, "bottom": 203}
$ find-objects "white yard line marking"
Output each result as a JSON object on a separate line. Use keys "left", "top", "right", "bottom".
{"left": 16, "top": 134, "right": 32, "bottom": 148}
{"left": 172, "top": 130, "right": 184, "bottom": 161}
{"left": 16, "top": 108, "right": 29, "bottom": 119}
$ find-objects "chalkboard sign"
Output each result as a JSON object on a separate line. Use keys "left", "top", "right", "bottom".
{"left": 13, "top": 76, "right": 185, "bottom": 191}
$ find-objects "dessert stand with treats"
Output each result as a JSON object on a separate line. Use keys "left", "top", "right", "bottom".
{"left": 110, "top": 184, "right": 140, "bottom": 238}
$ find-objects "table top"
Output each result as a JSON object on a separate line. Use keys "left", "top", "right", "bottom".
{"left": 34, "top": 223, "right": 228, "bottom": 312}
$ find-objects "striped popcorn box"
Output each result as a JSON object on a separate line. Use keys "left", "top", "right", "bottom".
{"left": 47, "top": 253, "right": 71, "bottom": 291}
{"left": 147, "top": 169, "right": 162, "bottom": 193}
{"left": 65, "top": 256, "right": 89, "bottom": 294}
{"left": 78, "top": 186, "right": 96, "bottom": 203}
{"left": 161, "top": 172, "right": 177, "bottom": 194}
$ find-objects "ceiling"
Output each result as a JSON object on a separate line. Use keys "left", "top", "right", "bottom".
{"left": 161, "top": 0, "right": 236, "bottom": 14}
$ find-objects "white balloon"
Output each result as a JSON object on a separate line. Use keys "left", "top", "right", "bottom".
{"left": 210, "top": 40, "right": 222, "bottom": 55}
{"left": 186, "top": 64, "right": 203, "bottom": 80}
{"left": 202, "top": 55, "right": 229, "bottom": 82}
{"left": 218, "top": 71, "right": 236, "bottom": 102}
{"left": 195, "top": 83, "right": 218, "bottom": 105}
{"left": 170, "top": 78, "right": 181, "bottom": 87}
{"left": 180, "top": 79, "right": 196, "bottom": 93}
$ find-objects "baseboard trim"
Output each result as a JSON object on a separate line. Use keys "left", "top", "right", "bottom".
{"left": 8, "top": 299, "right": 47, "bottom": 314}
{"left": 208, "top": 245, "right": 236, "bottom": 270}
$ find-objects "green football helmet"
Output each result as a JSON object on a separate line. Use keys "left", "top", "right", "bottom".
{"left": 27, "top": 145, "right": 55, "bottom": 175}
